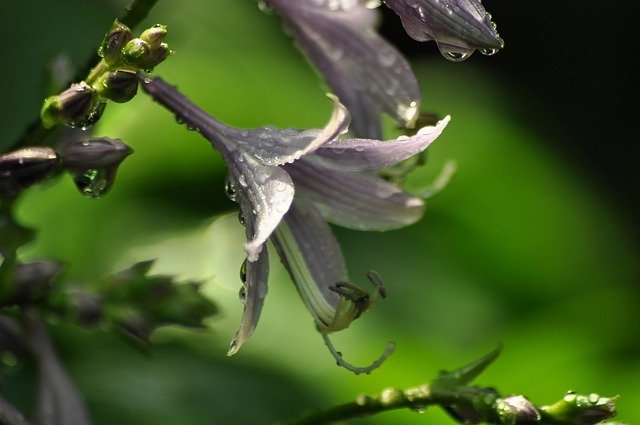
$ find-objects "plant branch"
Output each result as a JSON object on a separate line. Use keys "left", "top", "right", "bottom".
{"left": 10, "top": 0, "right": 159, "bottom": 151}
{"left": 287, "top": 348, "right": 618, "bottom": 425}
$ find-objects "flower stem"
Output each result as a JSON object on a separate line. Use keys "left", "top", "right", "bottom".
{"left": 9, "top": 0, "right": 160, "bottom": 151}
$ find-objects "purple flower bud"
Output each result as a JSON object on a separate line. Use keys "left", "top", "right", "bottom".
{"left": 40, "top": 82, "right": 98, "bottom": 129}
{"left": 97, "top": 70, "right": 139, "bottom": 103}
{"left": 98, "top": 20, "right": 133, "bottom": 66}
{"left": 60, "top": 137, "right": 132, "bottom": 170}
{"left": 0, "top": 147, "right": 59, "bottom": 196}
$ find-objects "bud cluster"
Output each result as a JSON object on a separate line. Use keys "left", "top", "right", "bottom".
{"left": 40, "top": 21, "right": 171, "bottom": 129}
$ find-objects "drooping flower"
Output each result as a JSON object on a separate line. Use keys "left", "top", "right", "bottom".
{"left": 266, "top": 0, "right": 422, "bottom": 139}
{"left": 140, "top": 75, "right": 449, "bottom": 372}
{"left": 384, "top": 0, "right": 504, "bottom": 61}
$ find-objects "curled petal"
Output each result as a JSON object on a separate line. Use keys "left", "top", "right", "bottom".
{"left": 223, "top": 94, "right": 350, "bottom": 166}
{"left": 272, "top": 199, "right": 345, "bottom": 328}
{"left": 284, "top": 159, "right": 424, "bottom": 230}
{"left": 314, "top": 115, "right": 450, "bottom": 171}
{"left": 229, "top": 153, "right": 295, "bottom": 261}
{"left": 270, "top": 0, "right": 421, "bottom": 138}
{"left": 227, "top": 249, "right": 269, "bottom": 356}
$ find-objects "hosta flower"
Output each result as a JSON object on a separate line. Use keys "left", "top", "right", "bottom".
{"left": 140, "top": 76, "right": 449, "bottom": 372}
{"left": 267, "top": 0, "right": 421, "bottom": 139}
{"left": 384, "top": 0, "right": 504, "bottom": 61}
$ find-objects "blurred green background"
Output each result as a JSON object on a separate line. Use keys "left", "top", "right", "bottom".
{"left": 1, "top": 0, "right": 638, "bottom": 424}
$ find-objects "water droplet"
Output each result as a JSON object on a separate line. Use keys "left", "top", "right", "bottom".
{"left": 175, "top": 115, "right": 185, "bottom": 124}
{"left": 238, "top": 175, "right": 247, "bottom": 187}
{"left": 69, "top": 102, "right": 106, "bottom": 130}
{"left": 72, "top": 168, "right": 114, "bottom": 198}
{"left": 239, "top": 258, "right": 247, "bottom": 283}
{"left": 239, "top": 285, "right": 247, "bottom": 303}
{"left": 225, "top": 175, "right": 237, "bottom": 202}
{"left": 275, "top": 181, "right": 287, "bottom": 192}
{"left": 238, "top": 210, "right": 245, "bottom": 226}
{"left": 442, "top": 51, "right": 470, "bottom": 62}
{"left": 331, "top": 147, "right": 346, "bottom": 155}
{"left": 186, "top": 124, "right": 198, "bottom": 131}
{"left": 480, "top": 48, "right": 498, "bottom": 56}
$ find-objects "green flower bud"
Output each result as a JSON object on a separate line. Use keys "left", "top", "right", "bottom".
{"left": 98, "top": 20, "right": 132, "bottom": 66}
{"left": 122, "top": 38, "right": 151, "bottom": 67}
{"left": 40, "top": 82, "right": 97, "bottom": 129}
{"left": 139, "top": 43, "right": 171, "bottom": 71}
{"left": 0, "top": 147, "right": 59, "bottom": 196}
{"left": 139, "top": 24, "right": 167, "bottom": 49}
{"left": 96, "top": 69, "right": 138, "bottom": 103}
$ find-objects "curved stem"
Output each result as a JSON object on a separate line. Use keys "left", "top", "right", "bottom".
{"left": 321, "top": 332, "right": 395, "bottom": 375}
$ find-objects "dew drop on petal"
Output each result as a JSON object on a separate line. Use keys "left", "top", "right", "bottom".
{"left": 442, "top": 51, "right": 471, "bottom": 62}
{"left": 225, "top": 175, "right": 237, "bottom": 202}
{"left": 239, "top": 258, "right": 247, "bottom": 283}
{"left": 480, "top": 48, "right": 498, "bottom": 56}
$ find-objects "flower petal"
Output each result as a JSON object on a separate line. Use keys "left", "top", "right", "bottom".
{"left": 222, "top": 94, "right": 350, "bottom": 166}
{"left": 227, "top": 153, "right": 295, "bottom": 262}
{"left": 270, "top": 0, "right": 421, "bottom": 138}
{"left": 284, "top": 158, "right": 424, "bottom": 230}
{"left": 227, "top": 249, "right": 269, "bottom": 356}
{"left": 313, "top": 115, "right": 450, "bottom": 171}
{"left": 272, "top": 198, "right": 345, "bottom": 328}
{"left": 384, "top": 0, "right": 504, "bottom": 59}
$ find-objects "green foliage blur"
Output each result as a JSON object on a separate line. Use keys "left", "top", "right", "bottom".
{"left": 1, "top": 0, "right": 639, "bottom": 424}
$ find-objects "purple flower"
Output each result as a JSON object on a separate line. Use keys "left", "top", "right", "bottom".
{"left": 267, "top": 0, "right": 422, "bottom": 139}
{"left": 384, "top": 0, "right": 504, "bottom": 61}
{"left": 140, "top": 76, "right": 449, "bottom": 370}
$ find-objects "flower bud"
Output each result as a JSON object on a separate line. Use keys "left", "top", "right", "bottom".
{"left": 60, "top": 137, "right": 132, "bottom": 170}
{"left": 122, "top": 38, "right": 151, "bottom": 67}
{"left": 498, "top": 395, "right": 541, "bottom": 424}
{"left": 98, "top": 20, "right": 132, "bottom": 66}
{"left": 0, "top": 147, "right": 59, "bottom": 195}
{"left": 139, "top": 42, "right": 171, "bottom": 71}
{"left": 40, "top": 82, "right": 97, "bottom": 129}
{"left": 139, "top": 24, "right": 167, "bottom": 49}
{"left": 96, "top": 69, "right": 138, "bottom": 103}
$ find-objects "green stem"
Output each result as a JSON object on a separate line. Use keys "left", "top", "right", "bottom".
{"left": 8, "top": 0, "right": 160, "bottom": 152}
